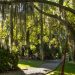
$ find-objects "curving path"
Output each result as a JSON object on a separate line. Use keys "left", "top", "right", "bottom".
{"left": 22, "top": 60, "right": 61, "bottom": 75}
{"left": 0, "top": 60, "right": 61, "bottom": 75}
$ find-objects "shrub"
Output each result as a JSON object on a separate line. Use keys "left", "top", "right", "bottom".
{"left": 0, "top": 46, "right": 19, "bottom": 73}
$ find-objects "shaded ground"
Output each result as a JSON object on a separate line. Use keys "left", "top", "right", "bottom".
{"left": 22, "top": 60, "right": 61, "bottom": 75}
{"left": 0, "top": 60, "right": 61, "bottom": 75}
{"left": 47, "top": 61, "right": 75, "bottom": 75}
{"left": 0, "top": 71, "right": 25, "bottom": 75}
{"left": 18, "top": 59, "right": 44, "bottom": 69}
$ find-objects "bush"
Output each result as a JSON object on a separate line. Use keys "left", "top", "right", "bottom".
{"left": 43, "top": 42, "right": 51, "bottom": 59}
{"left": 0, "top": 46, "right": 19, "bottom": 73}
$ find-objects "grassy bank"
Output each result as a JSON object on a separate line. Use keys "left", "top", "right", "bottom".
{"left": 47, "top": 61, "right": 75, "bottom": 75}
{"left": 18, "top": 59, "right": 44, "bottom": 69}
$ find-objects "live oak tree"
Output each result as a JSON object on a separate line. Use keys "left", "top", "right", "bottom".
{"left": 0, "top": 0, "right": 75, "bottom": 63}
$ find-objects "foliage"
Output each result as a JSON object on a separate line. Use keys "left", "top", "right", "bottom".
{"left": 0, "top": 0, "right": 75, "bottom": 61}
{"left": 0, "top": 45, "right": 19, "bottom": 73}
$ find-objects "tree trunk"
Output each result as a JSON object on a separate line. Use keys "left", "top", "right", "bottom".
{"left": 72, "top": 0, "right": 75, "bottom": 61}
{"left": 61, "top": 49, "right": 66, "bottom": 75}
{"left": 9, "top": 4, "right": 13, "bottom": 51}
{"left": 72, "top": 0, "right": 75, "bottom": 9}
{"left": 40, "top": 3, "right": 44, "bottom": 60}
{"left": 59, "top": 0, "right": 66, "bottom": 75}
{"left": 24, "top": 3, "right": 27, "bottom": 45}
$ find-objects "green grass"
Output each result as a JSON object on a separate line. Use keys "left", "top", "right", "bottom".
{"left": 0, "top": 59, "right": 45, "bottom": 75}
{"left": 47, "top": 62, "right": 75, "bottom": 75}
{"left": 1, "top": 60, "right": 75, "bottom": 75}
{"left": 18, "top": 59, "right": 45, "bottom": 69}
{"left": 18, "top": 60, "right": 75, "bottom": 75}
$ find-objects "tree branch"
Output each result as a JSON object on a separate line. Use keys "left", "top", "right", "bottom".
{"left": 34, "top": 5, "right": 75, "bottom": 38}
{"left": 0, "top": 0, "right": 75, "bottom": 14}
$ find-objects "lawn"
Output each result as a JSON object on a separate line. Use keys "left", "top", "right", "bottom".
{"left": 18, "top": 59, "right": 75, "bottom": 75}
{"left": 0, "top": 59, "right": 45, "bottom": 75}
{"left": 18, "top": 59, "right": 45, "bottom": 69}
{"left": 47, "top": 61, "right": 75, "bottom": 75}
{"left": 18, "top": 60, "right": 75, "bottom": 75}
{"left": 0, "top": 60, "right": 75, "bottom": 75}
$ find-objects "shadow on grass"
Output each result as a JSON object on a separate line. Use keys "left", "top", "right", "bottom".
{"left": 0, "top": 68, "right": 45, "bottom": 75}
{"left": 0, "top": 68, "right": 26, "bottom": 75}
{"left": 0, "top": 59, "right": 45, "bottom": 75}
{"left": 47, "top": 62, "right": 75, "bottom": 75}
{"left": 64, "top": 62, "right": 75, "bottom": 74}
{"left": 18, "top": 59, "right": 44, "bottom": 68}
